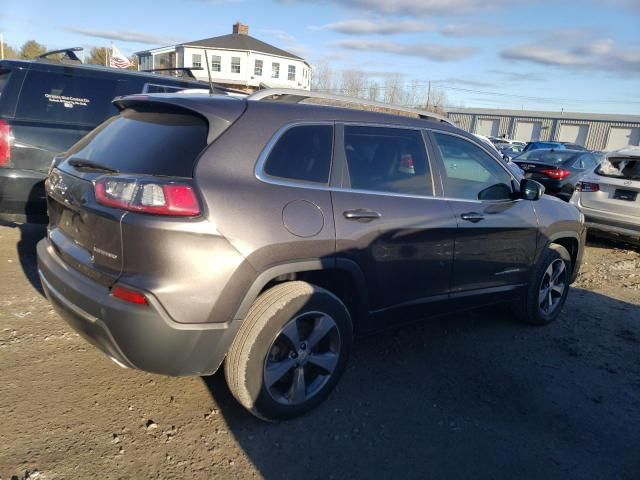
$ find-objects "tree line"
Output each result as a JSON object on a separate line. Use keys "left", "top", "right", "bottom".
{"left": 311, "top": 61, "right": 450, "bottom": 115}
{"left": 1, "top": 39, "right": 138, "bottom": 69}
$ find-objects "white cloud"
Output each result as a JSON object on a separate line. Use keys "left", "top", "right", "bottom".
{"left": 260, "top": 29, "right": 296, "bottom": 42}
{"left": 501, "top": 33, "right": 640, "bottom": 73}
{"left": 440, "top": 23, "right": 503, "bottom": 37}
{"left": 325, "top": 19, "right": 433, "bottom": 35}
{"left": 332, "top": 38, "right": 475, "bottom": 61}
{"left": 65, "top": 28, "right": 178, "bottom": 46}
{"left": 282, "top": 0, "right": 531, "bottom": 16}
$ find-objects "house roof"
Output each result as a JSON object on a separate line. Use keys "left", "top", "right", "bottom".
{"left": 182, "top": 33, "right": 305, "bottom": 63}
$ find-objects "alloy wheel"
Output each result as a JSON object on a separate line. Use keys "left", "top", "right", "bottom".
{"left": 263, "top": 311, "right": 341, "bottom": 406}
{"left": 539, "top": 258, "right": 567, "bottom": 315}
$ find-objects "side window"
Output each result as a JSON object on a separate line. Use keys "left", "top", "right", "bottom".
{"left": 263, "top": 125, "right": 333, "bottom": 184}
{"left": 434, "top": 132, "right": 513, "bottom": 201}
{"left": 343, "top": 126, "right": 433, "bottom": 196}
{"left": 15, "top": 70, "right": 120, "bottom": 125}
{"left": 582, "top": 154, "right": 597, "bottom": 170}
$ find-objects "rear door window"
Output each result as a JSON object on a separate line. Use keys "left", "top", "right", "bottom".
{"left": 263, "top": 124, "right": 333, "bottom": 184}
{"left": 62, "top": 106, "right": 208, "bottom": 177}
{"left": 15, "top": 69, "right": 121, "bottom": 126}
{"left": 343, "top": 125, "right": 433, "bottom": 196}
{"left": 434, "top": 132, "right": 513, "bottom": 201}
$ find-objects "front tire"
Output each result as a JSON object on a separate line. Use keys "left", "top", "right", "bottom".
{"left": 513, "top": 244, "right": 572, "bottom": 325}
{"left": 225, "top": 281, "right": 353, "bottom": 421}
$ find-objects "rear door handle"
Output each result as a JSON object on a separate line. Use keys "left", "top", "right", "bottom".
{"left": 343, "top": 209, "right": 382, "bottom": 221}
{"left": 460, "top": 212, "right": 484, "bottom": 223}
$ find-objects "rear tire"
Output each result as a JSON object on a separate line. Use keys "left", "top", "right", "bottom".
{"left": 513, "top": 244, "right": 572, "bottom": 326}
{"left": 225, "top": 281, "right": 353, "bottom": 421}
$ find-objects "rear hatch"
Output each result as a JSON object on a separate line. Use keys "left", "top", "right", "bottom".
{"left": 580, "top": 155, "right": 640, "bottom": 217}
{"left": 47, "top": 95, "right": 246, "bottom": 286}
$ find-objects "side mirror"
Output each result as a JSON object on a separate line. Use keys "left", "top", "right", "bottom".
{"left": 520, "top": 178, "right": 545, "bottom": 201}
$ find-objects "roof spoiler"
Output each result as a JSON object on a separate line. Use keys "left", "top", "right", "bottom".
{"left": 37, "top": 47, "right": 83, "bottom": 64}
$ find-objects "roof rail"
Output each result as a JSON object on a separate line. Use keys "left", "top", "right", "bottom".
{"left": 141, "top": 67, "right": 203, "bottom": 79}
{"left": 247, "top": 88, "right": 454, "bottom": 125}
{"left": 37, "top": 47, "right": 83, "bottom": 63}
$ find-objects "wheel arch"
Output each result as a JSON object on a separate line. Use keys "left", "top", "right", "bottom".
{"left": 233, "top": 258, "right": 369, "bottom": 326}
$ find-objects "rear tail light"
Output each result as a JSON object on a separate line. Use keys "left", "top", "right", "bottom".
{"left": 541, "top": 168, "right": 571, "bottom": 180}
{"left": 0, "top": 120, "right": 11, "bottom": 167}
{"left": 111, "top": 285, "right": 148, "bottom": 306}
{"left": 576, "top": 181, "right": 599, "bottom": 192}
{"left": 94, "top": 176, "right": 200, "bottom": 216}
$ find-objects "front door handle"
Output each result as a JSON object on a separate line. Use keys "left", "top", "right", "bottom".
{"left": 343, "top": 209, "right": 382, "bottom": 221}
{"left": 460, "top": 212, "right": 484, "bottom": 223}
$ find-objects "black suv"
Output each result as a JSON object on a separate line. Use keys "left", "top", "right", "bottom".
{"left": 0, "top": 54, "right": 225, "bottom": 222}
{"left": 37, "top": 90, "right": 586, "bottom": 421}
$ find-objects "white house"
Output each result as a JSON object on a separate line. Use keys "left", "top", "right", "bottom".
{"left": 136, "top": 23, "right": 311, "bottom": 91}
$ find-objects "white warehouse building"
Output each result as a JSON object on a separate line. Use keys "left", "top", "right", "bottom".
{"left": 136, "top": 23, "right": 311, "bottom": 92}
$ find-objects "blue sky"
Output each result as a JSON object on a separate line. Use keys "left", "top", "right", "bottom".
{"left": 1, "top": 0, "right": 639, "bottom": 114}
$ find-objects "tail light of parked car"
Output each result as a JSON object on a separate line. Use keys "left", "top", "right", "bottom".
{"left": 576, "top": 181, "right": 600, "bottom": 192}
{"left": 541, "top": 168, "right": 571, "bottom": 180}
{"left": 0, "top": 120, "right": 11, "bottom": 167}
{"left": 94, "top": 176, "right": 201, "bottom": 217}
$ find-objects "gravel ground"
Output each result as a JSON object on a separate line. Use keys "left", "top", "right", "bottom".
{"left": 1, "top": 223, "right": 639, "bottom": 480}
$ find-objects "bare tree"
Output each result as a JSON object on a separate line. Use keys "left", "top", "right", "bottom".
{"left": 340, "top": 69, "right": 366, "bottom": 97}
{"left": 311, "top": 61, "right": 335, "bottom": 92}
{"left": 382, "top": 74, "right": 403, "bottom": 104}
{"left": 424, "top": 87, "right": 449, "bottom": 114}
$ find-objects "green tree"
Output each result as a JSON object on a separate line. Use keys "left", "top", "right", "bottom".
{"left": 19, "top": 40, "right": 46, "bottom": 59}
{"left": 1, "top": 42, "right": 18, "bottom": 59}
{"left": 85, "top": 47, "right": 108, "bottom": 66}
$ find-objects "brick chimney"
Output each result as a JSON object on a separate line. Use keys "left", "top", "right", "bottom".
{"left": 233, "top": 22, "right": 249, "bottom": 35}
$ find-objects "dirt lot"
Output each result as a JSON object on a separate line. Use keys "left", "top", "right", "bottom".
{"left": 1, "top": 223, "right": 639, "bottom": 480}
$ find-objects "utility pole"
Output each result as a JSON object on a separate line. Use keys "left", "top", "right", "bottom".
{"left": 426, "top": 80, "right": 432, "bottom": 110}
{"left": 1, "top": 33, "right": 4, "bottom": 60}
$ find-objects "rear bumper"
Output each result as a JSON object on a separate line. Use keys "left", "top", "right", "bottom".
{"left": 37, "top": 238, "right": 241, "bottom": 376}
{"left": 572, "top": 202, "right": 640, "bottom": 242}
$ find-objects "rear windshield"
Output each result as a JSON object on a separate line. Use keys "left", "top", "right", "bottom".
{"left": 16, "top": 69, "right": 121, "bottom": 125}
{"left": 0, "top": 69, "right": 11, "bottom": 97}
{"left": 516, "top": 150, "right": 578, "bottom": 164}
{"left": 62, "top": 107, "right": 208, "bottom": 177}
{"left": 596, "top": 157, "right": 640, "bottom": 179}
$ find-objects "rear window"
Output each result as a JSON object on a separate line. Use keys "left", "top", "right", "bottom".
{"left": 517, "top": 150, "right": 577, "bottom": 164}
{"left": 63, "top": 107, "right": 208, "bottom": 177}
{"left": 15, "top": 70, "right": 120, "bottom": 125}
{"left": 596, "top": 157, "right": 640, "bottom": 179}
{"left": 0, "top": 69, "right": 11, "bottom": 97}
{"left": 263, "top": 125, "right": 333, "bottom": 184}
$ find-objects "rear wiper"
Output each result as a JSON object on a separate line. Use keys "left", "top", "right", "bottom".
{"left": 68, "top": 159, "right": 118, "bottom": 173}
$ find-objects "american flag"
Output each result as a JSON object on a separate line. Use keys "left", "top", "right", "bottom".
{"left": 109, "top": 45, "right": 132, "bottom": 69}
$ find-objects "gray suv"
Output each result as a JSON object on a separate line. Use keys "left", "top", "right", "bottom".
{"left": 37, "top": 90, "right": 586, "bottom": 421}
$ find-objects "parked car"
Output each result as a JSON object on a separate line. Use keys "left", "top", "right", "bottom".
{"left": 570, "top": 147, "right": 640, "bottom": 244}
{"left": 0, "top": 51, "right": 230, "bottom": 223}
{"left": 490, "top": 137, "right": 526, "bottom": 148}
{"left": 475, "top": 134, "right": 523, "bottom": 177}
{"left": 513, "top": 149, "right": 600, "bottom": 201}
{"left": 523, "top": 141, "right": 587, "bottom": 152}
{"left": 497, "top": 144, "right": 524, "bottom": 161}
{"left": 37, "top": 91, "right": 586, "bottom": 421}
